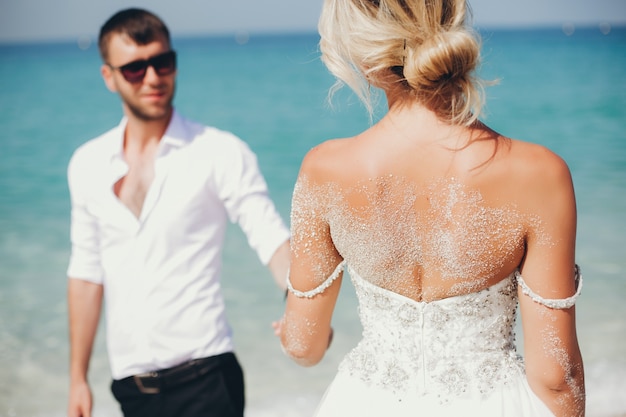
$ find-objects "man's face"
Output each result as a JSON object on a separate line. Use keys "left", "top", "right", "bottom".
{"left": 101, "top": 33, "right": 176, "bottom": 121}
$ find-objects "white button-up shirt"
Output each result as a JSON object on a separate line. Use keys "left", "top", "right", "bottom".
{"left": 67, "top": 111, "right": 290, "bottom": 379}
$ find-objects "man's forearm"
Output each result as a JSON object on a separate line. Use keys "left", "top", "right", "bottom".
{"left": 68, "top": 279, "right": 103, "bottom": 383}
{"left": 268, "top": 240, "right": 291, "bottom": 291}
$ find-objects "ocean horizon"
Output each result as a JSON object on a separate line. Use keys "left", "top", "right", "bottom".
{"left": 1, "top": 26, "right": 625, "bottom": 416}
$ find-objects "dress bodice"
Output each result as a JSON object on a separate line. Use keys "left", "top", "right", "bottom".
{"left": 287, "top": 176, "right": 581, "bottom": 414}
{"left": 339, "top": 267, "right": 525, "bottom": 402}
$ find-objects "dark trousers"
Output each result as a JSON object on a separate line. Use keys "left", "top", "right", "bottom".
{"left": 111, "top": 352, "right": 245, "bottom": 417}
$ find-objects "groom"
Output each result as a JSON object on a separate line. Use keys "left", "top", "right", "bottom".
{"left": 66, "top": 8, "right": 290, "bottom": 417}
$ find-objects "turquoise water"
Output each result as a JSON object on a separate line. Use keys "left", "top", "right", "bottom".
{"left": 1, "top": 27, "right": 625, "bottom": 416}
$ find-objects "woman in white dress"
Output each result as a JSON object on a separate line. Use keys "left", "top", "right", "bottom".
{"left": 276, "top": 0, "right": 585, "bottom": 416}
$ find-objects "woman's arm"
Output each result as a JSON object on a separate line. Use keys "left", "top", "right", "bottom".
{"left": 280, "top": 148, "right": 344, "bottom": 367}
{"left": 518, "top": 146, "right": 585, "bottom": 416}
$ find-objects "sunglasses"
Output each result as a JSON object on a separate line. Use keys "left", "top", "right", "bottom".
{"left": 108, "top": 50, "right": 177, "bottom": 83}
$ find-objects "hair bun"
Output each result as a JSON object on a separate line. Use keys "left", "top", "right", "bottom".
{"left": 404, "top": 29, "right": 479, "bottom": 90}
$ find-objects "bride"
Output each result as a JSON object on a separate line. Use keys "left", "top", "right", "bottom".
{"left": 276, "top": 0, "right": 585, "bottom": 416}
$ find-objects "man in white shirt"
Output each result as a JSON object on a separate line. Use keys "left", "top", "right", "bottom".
{"left": 67, "top": 8, "right": 290, "bottom": 417}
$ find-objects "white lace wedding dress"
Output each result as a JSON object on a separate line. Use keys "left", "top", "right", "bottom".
{"left": 287, "top": 176, "right": 582, "bottom": 417}
{"left": 312, "top": 264, "right": 572, "bottom": 417}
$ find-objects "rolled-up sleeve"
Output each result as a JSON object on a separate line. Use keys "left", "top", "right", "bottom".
{"left": 66, "top": 152, "right": 104, "bottom": 283}
{"left": 216, "top": 135, "right": 290, "bottom": 265}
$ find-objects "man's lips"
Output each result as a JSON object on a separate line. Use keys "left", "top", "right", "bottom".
{"left": 141, "top": 90, "right": 167, "bottom": 100}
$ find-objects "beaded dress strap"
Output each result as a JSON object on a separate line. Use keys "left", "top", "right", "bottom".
{"left": 286, "top": 261, "right": 346, "bottom": 299}
{"left": 515, "top": 264, "right": 582, "bottom": 309}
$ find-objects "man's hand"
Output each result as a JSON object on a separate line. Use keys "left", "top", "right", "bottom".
{"left": 68, "top": 380, "right": 92, "bottom": 417}
{"left": 272, "top": 317, "right": 283, "bottom": 338}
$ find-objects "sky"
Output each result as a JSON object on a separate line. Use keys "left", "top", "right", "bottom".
{"left": 0, "top": 0, "right": 625, "bottom": 43}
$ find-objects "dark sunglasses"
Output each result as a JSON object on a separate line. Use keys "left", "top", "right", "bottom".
{"left": 108, "top": 50, "right": 177, "bottom": 83}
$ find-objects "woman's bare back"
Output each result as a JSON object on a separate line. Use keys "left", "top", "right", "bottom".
{"left": 293, "top": 115, "right": 553, "bottom": 302}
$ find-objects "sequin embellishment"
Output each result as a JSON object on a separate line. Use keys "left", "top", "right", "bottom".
{"left": 338, "top": 268, "right": 525, "bottom": 402}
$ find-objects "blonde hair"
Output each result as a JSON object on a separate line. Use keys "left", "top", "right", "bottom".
{"left": 319, "top": 0, "right": 484, "bottom": 125}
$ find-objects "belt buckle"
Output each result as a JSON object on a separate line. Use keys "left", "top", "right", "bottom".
{"left": 133, "top": 372, "right": 160, "bottom": 394}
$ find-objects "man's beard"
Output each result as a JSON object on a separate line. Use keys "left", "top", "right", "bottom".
{"left": 125, "top": 88, "right": 176, "bottom": 121}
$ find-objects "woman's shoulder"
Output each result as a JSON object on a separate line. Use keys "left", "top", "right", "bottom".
{"left": 497, "top": 137, "right": 575, "bottom": 214}
{"left": 300, "top": 136, "right": 358, "bottom": 181}
{"left": 506, "top": 138, "right": 572, "bottom": 185}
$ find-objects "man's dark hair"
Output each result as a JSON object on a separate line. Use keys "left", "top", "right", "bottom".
{"left": 98, "top": 8, "right": 171, "bottom": 62}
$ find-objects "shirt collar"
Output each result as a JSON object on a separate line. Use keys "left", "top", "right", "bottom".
{"left": 160, "top": 110, "right": 192, "bottom": 152}
{"left": 109, "top": 109, "right": 189, "bottom": 164}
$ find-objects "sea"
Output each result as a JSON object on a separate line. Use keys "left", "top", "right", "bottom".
{"left": 0, "top": 26, "right": 625, "bottom": 417}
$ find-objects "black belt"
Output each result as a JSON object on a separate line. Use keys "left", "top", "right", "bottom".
{"left": 119, "top": 353, "right": 231, "bottom": 394}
